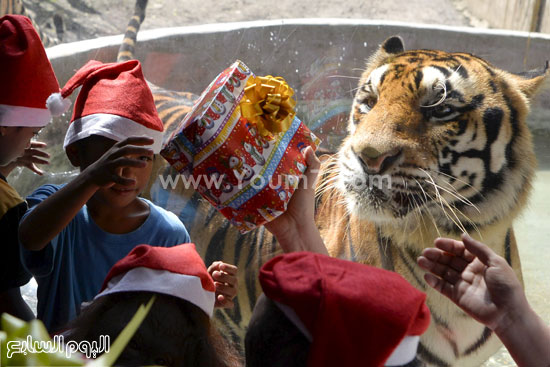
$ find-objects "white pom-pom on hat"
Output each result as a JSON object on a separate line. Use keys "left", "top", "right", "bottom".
{"left": 46, "top": 92, "right": 72, "bottom": 117}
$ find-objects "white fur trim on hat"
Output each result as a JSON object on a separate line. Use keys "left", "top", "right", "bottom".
{"left": 275, "top": 297, "right": 420, "bottom": 367}
{"left": 384, "top": 336, "right": 420, "bottom": 366}
{"left": 0, "top": 103, "right": 51, "bottom": 127}
{"left": 94, "top": 267, "right": 216, "bottom": 317}
{"left": 46, "top": 93, "right": 72, "bottom": 117}
{"left": 63, "top": 113, "right": 164, "bottom": 153}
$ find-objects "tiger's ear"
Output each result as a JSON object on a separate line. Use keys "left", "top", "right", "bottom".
{"left": 368, "top": 36, "right": 405, "bottom": 65}
{"left": 513, "top": 61, "right": 549, "bottom": 100}
{"left": 380, "top": 36, "right": 405, "bottom": 54}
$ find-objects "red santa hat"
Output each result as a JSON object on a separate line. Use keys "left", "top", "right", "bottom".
{"left": 95, "top": 244, "right": 216, "bottom": 317}
{"left": 259, "top": 252, "right": 431, "bottom": 367}
{"left": 58, "top": 59, "right": 164, "bottom": 153}
{"left": 0, "top": 15, "right": 69, "bottom": 127}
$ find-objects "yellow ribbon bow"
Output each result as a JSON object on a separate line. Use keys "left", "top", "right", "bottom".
{"left": 240, "top": 75, "right": 296, "bottom": 137}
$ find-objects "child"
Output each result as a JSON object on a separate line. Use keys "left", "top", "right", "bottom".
{"left": 0, "top": 14, "right": 67, "bottom": 320}
{"left": 417, "top": 234, "right": 550, "bottom": 367}
{"left": 18, "top": 59, "right": 237, "bottom": 332}
{"left": 65, "top": 243, "right": 241, "bottom": 367}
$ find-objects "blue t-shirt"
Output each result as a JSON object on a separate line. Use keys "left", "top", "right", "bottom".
{"left": 20, "top": 184, "right": 190, "bottom": 332}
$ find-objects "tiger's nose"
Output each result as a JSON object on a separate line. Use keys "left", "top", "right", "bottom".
{"left": 358, "top": 146, "right": 401, "bottom": 174}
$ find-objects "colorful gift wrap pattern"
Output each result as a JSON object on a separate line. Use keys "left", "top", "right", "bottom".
{"left": 161, "top": 60, "right": 321, "bottom": 233}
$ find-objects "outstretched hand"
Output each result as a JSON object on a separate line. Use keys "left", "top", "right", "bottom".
{"left": 417, "top": 234, "right": 524, "bottom": 331}
{"left": 208, "top": 261, "right": 238, "bottom": 308}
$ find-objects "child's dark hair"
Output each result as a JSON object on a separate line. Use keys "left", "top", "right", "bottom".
{"left": 64, "top": 291, "right": 242, "bottom": 367}
{"left": 245, "top": 294, "right": 310, "bottom": 367}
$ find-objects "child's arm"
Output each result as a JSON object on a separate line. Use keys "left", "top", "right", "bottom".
{"left": 417, "top": 234, "right": 550, "bottom": 367}
{"left": 19, "top": 137, "right": 154, "bottom": 251}
{"left": 0, "top": 141, "right": 50, "bottom": 177}
{"left": 264, "top": 147, "right": 328, "bottom": 255}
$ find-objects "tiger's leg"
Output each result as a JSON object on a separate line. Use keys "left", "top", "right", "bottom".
{"left": 506, "top": 228, "right": 523, "bottom": 285}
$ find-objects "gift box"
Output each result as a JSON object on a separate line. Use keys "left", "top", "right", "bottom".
{"left": 161, "top": 60, "right": 321, "bottom": 233}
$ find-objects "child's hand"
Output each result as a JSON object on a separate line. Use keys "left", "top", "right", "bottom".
{"left": 0, "top": 141, "right": 50, "bottom": 176}
{"left": 16, "top": 141, "right": 50, "bottom": 175}
{"left": 83, "top": 137, "right": 154, "bottom": 189}
{"left": 264, "top": 146, "right": 328, "bottom": 254}
{"left": 264, "top": 147, "right": 320, "bottom": 240}
{"left": 417, "top": 234, "right": 526, "bottom": 331}
{"left": 208, "top": 261, "right": 238, "bottom": 308}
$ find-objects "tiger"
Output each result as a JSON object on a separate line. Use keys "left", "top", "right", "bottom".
{"left": 1, "top": 0, "right": 62, "bottom": 47}
{"left": 315, "top": 36, "right": 548, "bottom": 366}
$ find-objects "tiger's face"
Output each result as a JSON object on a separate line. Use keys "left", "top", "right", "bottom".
{"left": 338, "top": 36, "right": 546, "bottom": 231}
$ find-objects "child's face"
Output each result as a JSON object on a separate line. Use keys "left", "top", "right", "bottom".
{"left": 0, "top": 126, "right": 41, "bottom": 166}
{"left": 73, "top": 135, "right": 154, "bottom": 208}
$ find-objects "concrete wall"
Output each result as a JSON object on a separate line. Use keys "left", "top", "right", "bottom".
{"left": 463, "top": 0, "right": 550, "bottom": 33}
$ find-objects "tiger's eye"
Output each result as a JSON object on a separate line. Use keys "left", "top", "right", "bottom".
{"left": 432, "top": 104, "right": 454, "bottom": 118}
{"left": 366, "top": 97, "right": 377, "bottom": 109}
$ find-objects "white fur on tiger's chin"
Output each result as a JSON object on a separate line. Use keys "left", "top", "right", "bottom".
{"left": 46, "top": 93, "right": 72, "bottom": 117}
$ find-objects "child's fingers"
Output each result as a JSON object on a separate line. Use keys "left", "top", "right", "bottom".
{"left": 214, "top": 282, "right": 237, "bottom": 298}
{"left": 434, "top": 237, "right": 476, "bottom": 263}
{"left": 219, "top": 263, "right": 238, "bottom": 275}
{"left": 24, "top": 147, "right": 50, "bottom": 159}
{"left": 419, "top": 248, "right": 444, "bottom": 264}
{"left": 110, "top": 174, "right": 136, "bottom": 187}
{"left": 417, "top": 255, "right": 435, "bottom": 272}
{"left": 215, "top": 295, "right": 235, "bottom": 309}
{"left": 212, "top": 271, "right": 236, "bottom": 284}
{"left": 207, "top": 261, "right": 223, "bottom": 274}
{"left": 424, "top": 273, "right": 455, "bottom": 300}
{"left": 461, "top": 234, "right": 497, "bottom": 266}
{"left": 421, "top": 247, "right": 470, "bottom": 273}
{"left": 111, "top": 157, "right": 148, "bottom": 170}
{"left": 20, "top": 155, "right": 49, "bottom": 166}
{"left": 29, "top": 141, "right": 47, "bottom": 149}
{"left": 116, "top": 136, "right": 155, "bottom": 147}
{"left": 417, "top": 255, "right": 462, "bottom": 285}
{"left": 302, "top": 146, "right": 320, "bottom": 190}
{"left": 110, "top": 145, "right": 154, "bottom": 160}
{"left": 26, "top": 163, "right": 44, "bottom": 176}
{"left": 434, "top": 237, "right": 465, "bottom": 255}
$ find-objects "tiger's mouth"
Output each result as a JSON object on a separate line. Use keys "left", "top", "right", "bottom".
{"left": 343, "top": 175, "right": 429, "bottom": 219}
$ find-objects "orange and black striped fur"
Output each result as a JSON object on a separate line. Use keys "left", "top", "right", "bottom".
{"left": 316, "top": 36, "right": 548, "bottom": 366}
{"left": 116, "top": 0, "right": 279, "bottom": 352}
{"left": 1, "top": 0, "right": 62, "bottom": 47}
